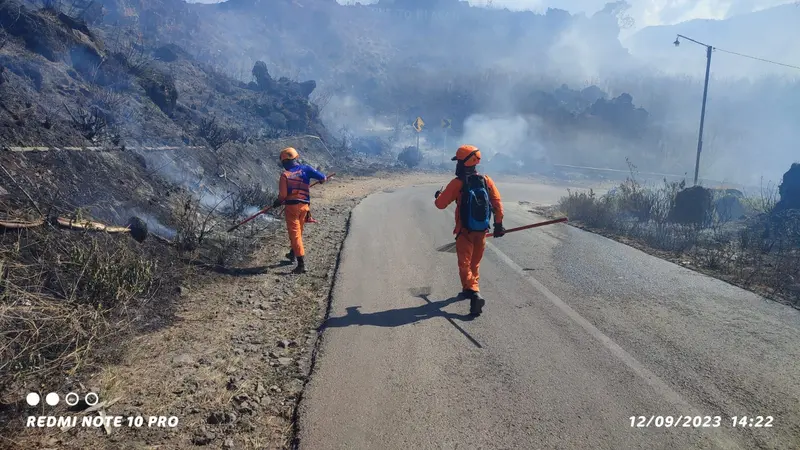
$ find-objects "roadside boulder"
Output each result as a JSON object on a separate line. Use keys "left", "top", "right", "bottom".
{"left": 714, "top": 195, "right": 745, "bottom": 222}
{"left": 774, "top": 163, "right": 800, "bottom": 211}
{"left": 713, "top": 189, "right": 746, "bottom": 222}
{"left": 668, "top": 186, "right": 713, "bottom": 225}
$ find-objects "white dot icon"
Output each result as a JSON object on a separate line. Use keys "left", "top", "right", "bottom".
{"left": 45, "top": 392, "right": 60, "bottom": 406}
{"left": 26, "top": 393, "right": 40, "bottom": 406}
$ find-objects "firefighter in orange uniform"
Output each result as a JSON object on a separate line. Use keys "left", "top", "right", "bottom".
{"left": 273, "top": 147, "right": 326, "bottom": 274}
{"left": 434, "top": 145, "right": 504, "bottom": 316}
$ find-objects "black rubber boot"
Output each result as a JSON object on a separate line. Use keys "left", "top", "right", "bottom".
{"left": 469, "top": 291, "right": 485, "bottom": 316}
{"left": 285, "top": 250, "right": 296, "bottom": 263}
{"left": 292, "top": 256, "right": 307, "bottom": 274}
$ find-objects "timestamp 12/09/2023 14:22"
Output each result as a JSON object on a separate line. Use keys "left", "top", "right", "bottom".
{"left": 629, "top": 415, "right": 774, "bottom": 428}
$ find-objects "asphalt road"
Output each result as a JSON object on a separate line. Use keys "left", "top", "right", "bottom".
{"left": 297, "top": 180, "right": 800, "bottom": 450}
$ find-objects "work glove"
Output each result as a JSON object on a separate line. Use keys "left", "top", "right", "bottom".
{"left": 493, "top": 222, "right": 506, "bottom": 238}
{"left": 434, "top": 190, "right": 442, "bottom": 199}
{"left": 272, "top": 199, "right": 282, "bottom": 208}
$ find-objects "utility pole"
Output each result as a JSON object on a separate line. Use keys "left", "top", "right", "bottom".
{"left": 694, "top": 45, "right": 712, "bottom": 186}
{"left": 674, "top": 34, "right": 713, "bottom": 186}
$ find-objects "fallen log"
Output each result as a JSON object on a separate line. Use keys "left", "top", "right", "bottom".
{"left": 55, "top": 217, "right": 131, "bottom": 233}
{"left": 0, "top": 218, "right": 46, "bottom": 229}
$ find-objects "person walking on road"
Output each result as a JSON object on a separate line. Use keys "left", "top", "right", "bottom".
{"left": 434, "top": 145, "right": 505, "bottom": 316}
{"left": 274, "top": 147, "right": 327, "bottom": 274}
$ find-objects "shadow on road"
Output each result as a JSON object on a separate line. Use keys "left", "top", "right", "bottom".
{"left": 323, "top": 289, "right": 482, "bottom": 348}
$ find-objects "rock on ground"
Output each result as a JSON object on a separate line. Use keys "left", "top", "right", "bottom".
{"left": 775, "top": 163, "right": 800, "bottom": 211}
{"left": 669, "top": 185, "right": 713, "bottom": 225}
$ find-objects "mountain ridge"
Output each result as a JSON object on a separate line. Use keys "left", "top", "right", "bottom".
{"left": 626, "top": 3, "right": 800, "bottom": 77}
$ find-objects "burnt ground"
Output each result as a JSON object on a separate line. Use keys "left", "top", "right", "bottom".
{"left": 530, "top": 202, "right": 800, "bottom": 309}
{"left": 0, "top": 172, "right": 439, "bottom": 450}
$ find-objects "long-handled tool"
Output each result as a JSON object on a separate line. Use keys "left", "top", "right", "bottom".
{"left": 310, "top": 172, "right": 335, "bottom": 188}
{"left": 436, "top": 217, "right": 568, "bottom": 253}
{"left": 488, "top": 217, "right": 567, "bottom": 236}
{"left": 227, "top": 173, "right": 336, "bottom": 232}
{"left": 227, "top": 205, "right": 275, "bottom": 233}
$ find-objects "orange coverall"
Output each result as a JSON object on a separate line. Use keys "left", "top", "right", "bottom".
{"left": 278, "top": 165, "right": 324, "bottom": 257}
{"left": 434, "top": 176, "right": 504, "bottom": 292}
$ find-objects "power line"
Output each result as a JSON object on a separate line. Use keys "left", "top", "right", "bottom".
{"left": 713, "top": 47, "right": 800, "bottom": 71}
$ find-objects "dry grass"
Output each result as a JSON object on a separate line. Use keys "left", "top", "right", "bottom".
{"left": 0, "top": 225, "right": 177, "bottom": 404}
{"left": 172, "top": 187, "right": 278, "bottom": 267}
{"left": 741, "top": 177, "right": 779, "bottom": 215}
{"left": 559, "top": 188, "right": 617, "bottom": 229}
{"left": 557, "top": 172, "right": 800, "bottom": 306}
{"left": 174, "top": 193, "right": 219, "bottom": 252}
{"left": 224, "top": 182, "right": 276, "bottom": 221}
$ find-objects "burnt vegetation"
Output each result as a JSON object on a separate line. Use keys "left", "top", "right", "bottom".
{"left": 0, "top": 0, "right": 326, "bottom": 148}
{"left": 0, "top": 0, "right": 338, "bottom": 425}
{"left": 558, "top": 162, "right": 800, "bottom": 306}
{"left": 0, "top": 0, "right": 797, "bottom": 446}
{"left": 197, "top": 114, "right": 237, "bottom": 153}
{"left": 0, "top": 224, "right": 183, "bottom": 413}
{"left": 398, "top": 145, "right": 423, "bottom": 168}
{"left": 62, "top": 86, "right": 125, "bottom": 142}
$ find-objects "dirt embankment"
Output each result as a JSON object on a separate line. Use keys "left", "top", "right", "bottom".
{"left": 0, "top": 172, "right": 439, "bottom": 450}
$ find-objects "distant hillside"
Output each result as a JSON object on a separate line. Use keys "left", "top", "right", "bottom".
{"left": 92, "top": 0, "right": 634, "bottom": 90}
{"left": 625, "top": 3, "right": 800, "bottom": 77}
{"left": 77, "top": 0, "right": 658, "bottom": 166}
{"left": 8, "top": 0, "right": 798, "bottom": 183}
{"left": 0, "top": 0, "right": 348, "bottom": 233}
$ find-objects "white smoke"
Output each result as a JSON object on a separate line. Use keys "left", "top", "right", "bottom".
{"left": 321, "top": 94, "right": 393, "bottom": 137}
{"left": 243, "top": 206, "right": 278, "bottom": 221}
{"left": 130, "top": 210, "right": 177, "bottom": 240}
{"left": 458, "top": 114, "right": 547, "bottom": 164}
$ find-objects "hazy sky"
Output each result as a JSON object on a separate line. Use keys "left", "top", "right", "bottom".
{"left": 476, "top": 0, "right": 794, "bottom": 28}
{"left": 187, "top": 0, "right": 796, "bottom": 30}
{"left": 329, "top": 0, "right": 796, "bottom": 30}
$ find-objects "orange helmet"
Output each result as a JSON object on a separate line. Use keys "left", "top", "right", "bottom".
{"left": 280, "top": 147, "right": 299, "bottom": 162}
{"left": 452, "top": 145, "right": 481, "bottom": 167}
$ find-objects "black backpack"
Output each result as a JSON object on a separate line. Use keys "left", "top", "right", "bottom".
{"left": 460, "top": 174, "right": 492, "bottom": 231}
